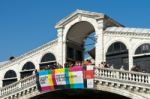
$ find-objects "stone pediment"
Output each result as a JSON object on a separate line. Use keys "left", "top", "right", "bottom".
{"left": 55, "top": 9, "right": 123, "bottom": 29}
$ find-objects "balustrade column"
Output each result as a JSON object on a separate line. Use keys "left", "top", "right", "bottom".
{"left": 148, "top": 75, "right": 150, "bottom": 84}
{"left": 116, "top": 71, "right": 120, "bottom": 79}
{"left": 0, "top": 79, "right": 2, "bottom": 88}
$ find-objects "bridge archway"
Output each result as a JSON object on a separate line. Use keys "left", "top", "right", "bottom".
{"left": 106, "top": 41, "right": 128, "bottom": 69}
{"left": 134, "top": 43, "right": 150, "bottom": 72}
{"left": 65, "top": 21, "right": 96, "bottom": 64}
{"left": 20, "top": 62, "right": 35, "bottom": 79}
{"left": 3, "top": 70, "right": 17, "bottom": 87}
{"left": 40, "top": 53, "right": 56, "bottom": 70}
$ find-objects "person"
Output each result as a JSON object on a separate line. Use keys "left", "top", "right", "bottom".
{"left": 131, "top": 65, "right": 140, "bottom": 72}
{"left": 103, "top": 62, "right": 108, "bottom": 68}
{"left": 45, "top": 65, "right": 49, "bottom": 70}
{"left": 100, "top": 62, "right": 104, "bottom": 68}
{"left": 34, "top": 69, "right": 41, "bottom": 91}
{"left": 64, "top": 62, "right": 69, "bottom": 68}
{"left": 57, "top": 63, "right": 63, "bottom": 68}
{"left": 120, "top": 65, "right": 125, "bottom": 70}
{"left": 110, "top": 64, "right": 114, "bottom": 69}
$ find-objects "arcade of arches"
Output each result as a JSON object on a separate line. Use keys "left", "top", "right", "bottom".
{"left": 2, "top": 53, "right": 57, "bottom": 86}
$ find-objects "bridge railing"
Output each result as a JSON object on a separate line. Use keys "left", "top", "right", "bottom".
{"left": 95, "top": 67, "right": 150, "bottom": 84}
{"left": 1, "top": 67, "right": 150, "bottom": 98}
{"left": 0, "top": 74, "right": 36, "bottom": 98}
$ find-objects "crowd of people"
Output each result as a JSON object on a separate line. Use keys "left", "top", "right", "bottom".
{"left": 64, "top": 59, "right": 93, "bottom": 68}
{"left": 35, "top": 60, "right": 146, "bottom": 73}
{"left": 98, "top": 61, "right": 145, "bottom": 72}
{"left": 36, "top": 59, "right": 93, "bottom": 72}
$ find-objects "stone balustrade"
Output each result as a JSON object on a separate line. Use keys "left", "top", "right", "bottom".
{"left": 94, "top": 67, "right": 150, "bottom": 96}
{"left": 94, "top": 67, "right": 150, "bottom": 84}
{"left": 0, "top": 75, "right": 37, "bottom": 99}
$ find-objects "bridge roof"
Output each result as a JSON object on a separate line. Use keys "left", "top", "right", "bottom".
{"left": 55, "top": 9, "right": 123, "bottom": 29}
{"left": 105, "top": 27, "right": 150, "bottom": 34}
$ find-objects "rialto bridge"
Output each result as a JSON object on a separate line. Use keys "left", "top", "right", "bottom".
{"left": 0, "top": 10, "right": 150, "bottom": 99}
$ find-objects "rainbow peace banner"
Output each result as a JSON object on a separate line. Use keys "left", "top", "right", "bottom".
{"left": 38, "top": 66, "right": 85, "bottom": 92}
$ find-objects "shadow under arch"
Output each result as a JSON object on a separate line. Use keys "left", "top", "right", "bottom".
{"left": 30, "top": 89, "right": 130, "bottom": 99}
{"left": 39, "top": 53, "right": 57, "bottom": 70}
{"left": 20, "top": 62, "right": 35, "bottom": 79}
{"left": 134, "top": 43, "right": 150, "bottom": 73}
{"left": 106, "top": 41, "right": 128, "bottom": 70}
{"left": 3, "top": 70, "right": 17, "bottom": 87}
{"left": 66, "top": 21, "right": 96, "bottom": 63}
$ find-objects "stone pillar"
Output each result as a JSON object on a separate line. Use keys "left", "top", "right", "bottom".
{"left": 0, "top": 79, "right": 2, "bottom": 87}
{"left": 128, "top": 50, "right": 133, "bottom": 71}
{"left": 16, "top": 63, "right": 21, "bottom": 81}
{"left": 57, "top": 27, "right": 64, "bottom": 66}
{"left": 95, "top": 19, "right": 104, "bottom": 67}
{"left": 17, "top": 71, "right": 21, "bottom": 81}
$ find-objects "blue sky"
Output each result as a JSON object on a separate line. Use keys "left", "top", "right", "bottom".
{"left": 0, "top": 0, "right": 150, "bottom": 61}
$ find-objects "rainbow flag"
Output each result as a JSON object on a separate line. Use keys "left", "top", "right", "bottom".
{"left": 68, "top": 66, "right": 84, "bottom": 88}
{"left": 39, "top": 70, "right": 50, "bottom": 91}
{"left": 38, "top": 66, "right": 84, "bottom": 92}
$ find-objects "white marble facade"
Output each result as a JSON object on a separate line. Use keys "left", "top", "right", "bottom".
{"left": 1, "top": 9, "right": 150, "bottom": 88}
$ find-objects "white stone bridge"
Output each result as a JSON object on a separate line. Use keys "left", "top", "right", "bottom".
{"left": 0, "top": 67, "right": 150, "bottom": 99}
{"left": 1, "top": 10, "right": 150, "bottom": 99}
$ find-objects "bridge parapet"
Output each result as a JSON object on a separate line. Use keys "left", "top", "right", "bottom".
{"left": 94, "top": 67, "right": 150, "bottom": 98}
{"left": 0, "top": 75, "right": 37, "bottom": 99}
{"left": 0, "top": 67, "right": 150, "bottom": 99}
{"left": 95, "top": 67, "right": 150, "bottom": 84}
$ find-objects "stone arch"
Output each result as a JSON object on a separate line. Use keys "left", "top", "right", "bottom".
{"left": 41, "top": 53, "right": 56, "bottom": 63}
{"left": 105, "top": 39, "right": 130, "bottom": 54}
{"left": 3, "top": 70, "right": 17, "bottom": 86}
{"left": 135, "top": 43, "right": 150, "bottom": 54}
{"left": 20, "top": 61, "right": 35, "bottom": 79}
{"left": 105, "top": 39, "right": 129, "bottom": 69}
{"left": 96, "top": 86, "right": 146, "bottom": 99}
{"left": 63, "top": 17, "right": 99, "bottom": 42}
{"left": 62, "top": 18, "right": 98, "bottom": 64}
{"left": 132, "top": 41, "right": 150, "bottom": 55}
{"left": 133, "top": 41, "right": 150, "bottom": 73}
{"left": 66, "top": 21, "right": 95, "bottom": 62}
{"left": 66, "top": 21, "right": 95, "bottom": 44}
{"left": 39, "top": 52, "right": 57, "bottom": 70}
{"left": 31, "top": 88, "right": 145, "bottom": 99}
{"left": 59, "top": 16, "right": 102, "bottom": 65}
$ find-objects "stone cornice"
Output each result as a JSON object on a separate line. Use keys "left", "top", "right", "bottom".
{"left": 0, "top": 39, "right": 58, "bottom": 70}
{"left": 104, "top": 31, "right": 150, "bottom": 39}
{"left": 55, "top": 9, "right": 104, "bottom": 29}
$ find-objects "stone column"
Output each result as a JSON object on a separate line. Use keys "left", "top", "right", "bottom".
{"left": 128, "top": 50, "right": 133, "bottom": 71}
{"left": 57, "top": 27, "right": 64, "bottom": 66}
{"left": 16, "top": 64, "right": 21, "bottom": 81}
{"left": 95, "top": 19, "right": 104, "bottom": 67}
{"left": 0, "top": 79, "right": 2, "bottom": 87}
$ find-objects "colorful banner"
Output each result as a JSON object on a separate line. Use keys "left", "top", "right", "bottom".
{"left": 38, "top": 70, "right": 53, "bottom": 92}
{"left": 38, "top": 66, "right": 93, "bottom": 92}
